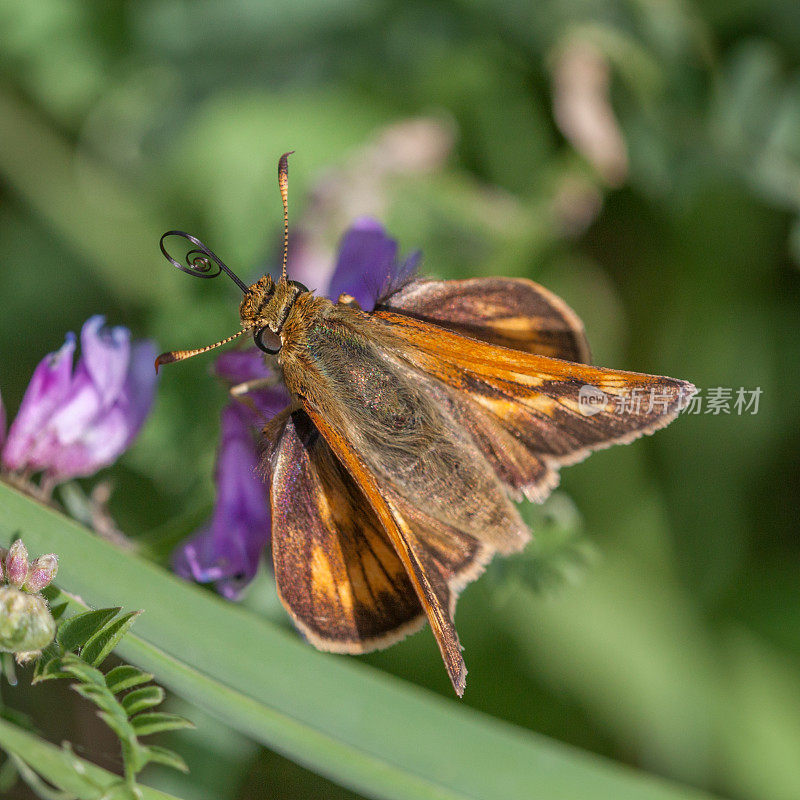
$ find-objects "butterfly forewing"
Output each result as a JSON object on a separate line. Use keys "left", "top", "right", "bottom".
{"left": 281, "top": 308, "right": 530, "bottom": 555}
{"left": 370, "top": 310, "right": 695, "bottom": 479}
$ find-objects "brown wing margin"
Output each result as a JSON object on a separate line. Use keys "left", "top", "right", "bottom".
{"left": 303, "top": 405, "right": 480, "bottom": 696}
{"left": 378, "top": 277, "right": 591, "bottom": 363}
{"left": 269, "top": 410, "right": 425, "bottom": 653}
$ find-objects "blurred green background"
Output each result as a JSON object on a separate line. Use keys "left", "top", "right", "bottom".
{"left": 1, "top": 0, "right": 799, "bottom": 798}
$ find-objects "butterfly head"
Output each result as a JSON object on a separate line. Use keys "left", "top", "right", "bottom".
{"left": 155, "top": 152, "right": 303, "bottom": 371}
{"left": 239, "top": 275, "right": 309, "bottom": 354}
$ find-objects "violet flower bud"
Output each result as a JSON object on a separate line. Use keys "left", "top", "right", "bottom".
{"left": 24, "top": 554, "right": 58, "bottom": 593}
{"left": 0, "top": 540, "right": 59, "bottom": 661}
{"left": 5, "top": 540, "right": 29, "bottom": 588}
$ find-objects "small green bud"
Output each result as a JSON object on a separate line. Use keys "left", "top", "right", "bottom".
{"left": 5, "top": 540, "right": 29, "bottom": 587}
{"left": 24, "top": 554, "right": 58, "bottom": 592}
{"left": 0, "top": 585, "right": 56, "bottom": 658}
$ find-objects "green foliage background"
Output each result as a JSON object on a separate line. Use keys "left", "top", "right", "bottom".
{"left": 0, "top": 1, "right": 799, "bottom": 798}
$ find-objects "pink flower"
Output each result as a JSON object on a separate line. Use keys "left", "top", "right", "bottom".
{"left": 1, "top": 316, "right": 157, "bottom": 484}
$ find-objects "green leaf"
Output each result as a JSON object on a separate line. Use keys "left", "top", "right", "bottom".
{"left": 106, "top": 664, "right": 154, "bottom": 694}
{"left": 0, "top": 755, "right": 18, "bottom": 793}
{"left": 141, "top": 744, "right": 190, "bottom": 773}
{"left": 97, "top": 711, "right": 135, "bottom": 743}
{"left": 81, "top": 610, "right": 142, "bottom": 667}
{"left": 58, "top": 654, "right": 105, "bottom": 686}
{"left": 130, "top": 712, "right": 194, "bottom": 737}
{"left": 1, "top": 481, "right": 714, "bottom": 800}
{"left": 0, "top": 716, "right": 181, "bottom": 800}
{"left": 56, "top": 608, "right": 120, "bottom": 653}
{"left": 121, "top": 685, "right": 165, "bottom": 716}
{"left": 32, "top": 645, "right": 66, "bottom": 684}
{"left": 71, "top": 684, "right": 119, "bottom": 715}
{"left": 6, "top": 753, "right": 76, "bottom": 800}
{"left": 40, "top": 585, "right": 61, "bottom": 603}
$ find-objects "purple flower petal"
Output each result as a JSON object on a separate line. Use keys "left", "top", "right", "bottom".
{"left": 46, "top": 340, "right": 158, "bottom": 480}
{"left": 173, "top": 402, "right": 270, "bottom": 598}
{"left": 327, "top": 218, "right": 400, "bottom": 310}
{"left": 1, "top": 333, "right": 77, "bottom": 472}
{"left": 214, "top": 347, "right": 290, "bottom": 426}
{"left": 214, "top": 349, "right": 271, "bottom": 385}
{"left": 119, "top": 340, "right": 159, "bottom": 450}
{"left": 248, "top": 385, "right": 291, "bottom": 424}
{"left": 79, "top": 316, "right": 131, "bottom": 407}
{"left": 47, "top": 317, "right": 132, "bottom": 451}
{"left": 46, "top": 406, "right": 131, "bottom": 478}
{"left": 47, "top": 381, "right": 102, "bottom": 449}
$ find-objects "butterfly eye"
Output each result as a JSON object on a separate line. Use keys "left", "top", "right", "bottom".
{"left": 254, "top": 326, "right": 281, "bottom": 354}
{"left": 289, "top": 280, "right": 309, "bottom": 293}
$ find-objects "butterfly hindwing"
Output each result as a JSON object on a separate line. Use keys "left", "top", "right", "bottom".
{"left": 269, "top": 409, "right": 425, "bottom": 653}
{"left": 304, "top": 406, "right": 484, "bottom": 695}
{"left": 378, "top": 277, "right": 591, "bottom": 363}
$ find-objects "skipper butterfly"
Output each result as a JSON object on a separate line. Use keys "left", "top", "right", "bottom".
{"left": 157, "top": 154, "right": 694, "bottom": 695}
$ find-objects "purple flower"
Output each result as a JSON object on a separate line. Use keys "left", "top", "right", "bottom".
{"left": 173, "top": 218, "right": 418, "bottom": 597}
{"left": 328, "top": 217, "right": 419, "bottom": 309}
{"left": 172, "top": 403, "right": 271, "bottom": 598}
{"left": 1, "top": 316, "right": 158, "bottom": 485}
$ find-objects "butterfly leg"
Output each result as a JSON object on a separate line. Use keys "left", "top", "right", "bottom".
{"left": 229, "top": 376, "right": 282, "bottom": 398}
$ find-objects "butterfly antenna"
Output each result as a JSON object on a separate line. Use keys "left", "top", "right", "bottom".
{"left": 154, "top": 326, "right": 252, "bottom": 373}
{"left": 278, "top": 151, "right": 294, "bottom": 281}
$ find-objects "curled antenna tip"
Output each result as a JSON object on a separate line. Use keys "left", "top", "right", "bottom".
{"left": 154, "top": 352, "right": 176, "bottom": 374}
{"left": 154, "top": 327, "right": 253, "bottom": 373}
{"left": 159, "top": 230, "right": 249, "bottom": 294}
{"left": 278, "top": 152, "right": 294, "bottom": 188}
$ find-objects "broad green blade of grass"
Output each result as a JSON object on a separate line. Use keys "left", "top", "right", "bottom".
{"left": 0, "top": 716, "right": 180, "bottom": 800}
{"left": 0, "top": 482, "right": 718, "bottom": 800}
